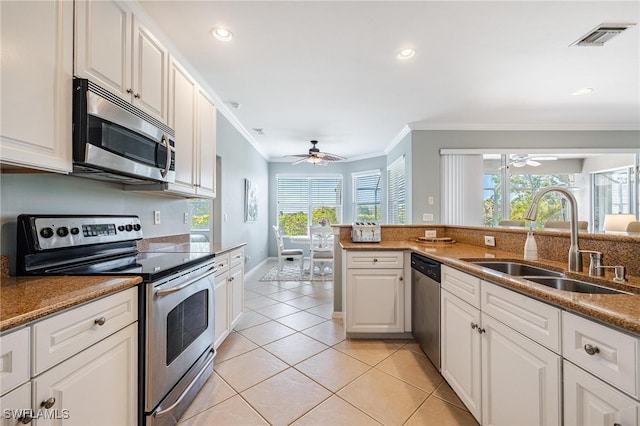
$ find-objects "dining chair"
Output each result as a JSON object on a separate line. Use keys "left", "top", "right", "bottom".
{"left": 272, "top": 225, "right": 304, "bottom": 277}
{"left": 626, "top": 221, "right": 640, "bottom": 233}
{"left": 309, "top": 224, "right": 334, "bottom": 279}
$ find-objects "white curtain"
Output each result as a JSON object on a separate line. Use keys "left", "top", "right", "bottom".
{"left": 441, "top": 154, "right": 484, "bottom": 225}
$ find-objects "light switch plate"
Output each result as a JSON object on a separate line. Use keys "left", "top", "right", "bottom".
{"left": 183, "top": 212, "right": 189, "bottom": 224}
{"left": 154, "top": 210, "right": 161, "bottom": 225}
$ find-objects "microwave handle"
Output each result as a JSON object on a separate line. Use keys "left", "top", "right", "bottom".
{"left": 160, "top": 134, "right": 170, "bottom": 178}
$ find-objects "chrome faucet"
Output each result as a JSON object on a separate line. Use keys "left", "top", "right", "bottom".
{"left": 524, "top": 186, "right": 582, "bottom": 272}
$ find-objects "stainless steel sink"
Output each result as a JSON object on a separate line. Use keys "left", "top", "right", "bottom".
{"left": 524, "top": 277, "right": 630, "bottom": 295}
{"left": 471, "top": 261, "right": 564, "bottom": 277}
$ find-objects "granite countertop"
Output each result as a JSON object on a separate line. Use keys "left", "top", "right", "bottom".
{"left": 341, "top": 240, "right": 640, "bottom": 336}
{"left": 0, "top": 275, "right": 142, "bottom": 332}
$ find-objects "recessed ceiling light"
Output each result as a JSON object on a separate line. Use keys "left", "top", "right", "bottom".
{"left": 397, "top": 48, "right": 416, "bottom": 60}
{"left": 211, "top": 27, "right": 233, "bottom": 42}
{"left": 572, "top": 87, "right": 594, "bottom": 96}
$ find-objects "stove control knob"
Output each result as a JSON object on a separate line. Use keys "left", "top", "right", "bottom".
{"left": 70, "top": 227, "right": 79, "bottom": 235}
{"left": 118, "top": 225, "right": 125, "bottom": 232}
{"left": 125, "top": 224, "right": 133, "bottom": 232}
{"left": 56, "top": 227, "right": 69, "bottom": 237}
{"left": 133, "top": 224, "right": 141, "bottom": 231}
{"left": 40, "top": 227, "right": 54, "bottom": 239}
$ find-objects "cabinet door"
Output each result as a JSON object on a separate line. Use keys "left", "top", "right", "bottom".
{"left": 229, "top": 265, "right": 244, "bottom": 330}
{"left": 132, "top": 17, "right": 168, "bottom": 123}
{"left": 346, "top": 268, "right": 403, "bottom": 333}
{"left": 74, "top": 0, "right": 131, "bottom": 101}
{"left": 564, "top": 361, "right": 640, "bottom": 426}
{"left": 167, "top": 57, "right": 197, "bottom": 195}
{"left": 32, "top": 324, "right": 137, "bottom": 426}
{"left": 214, "top": 273, "right": 229, "bottom": 350}
{"left": 481, "top": 313, "right": 561, "bottom": 426}
{"left": 195, "top": 90, "right": 217, "bottom": 198}
{"left": 0, "top": 0, "right": 72, "bottom": 173}
{"left": 441, "top": 289, "right": 482, "bottom": 422}
{"left": 0, "top": 382, "right": 32, "bottom": 426}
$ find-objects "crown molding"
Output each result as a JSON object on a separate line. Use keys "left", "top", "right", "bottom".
{"left": 407, "top": 122, "right": 640, "bottom": 131}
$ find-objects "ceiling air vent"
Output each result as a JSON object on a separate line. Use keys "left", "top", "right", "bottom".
{"left": 571, "top": 24, "right": 635, "bottom": 47}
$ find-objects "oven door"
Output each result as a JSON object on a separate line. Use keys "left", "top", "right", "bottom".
{"left": 146, "top": 261, "right": 215, "bottom": 412}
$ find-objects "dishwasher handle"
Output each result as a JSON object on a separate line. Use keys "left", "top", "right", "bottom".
{"left": 411, "top": 253, "right": 441, "bottom": 283}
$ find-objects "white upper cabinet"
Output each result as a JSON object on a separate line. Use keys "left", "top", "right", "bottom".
{"left": 196, "top": 89, "right": 217, "bottom": 198}
{"left": 75, "top": 0, "right": 168, "bottom": 123}
{"left": 0, "top": 0, "right": 73, "bottom": 173}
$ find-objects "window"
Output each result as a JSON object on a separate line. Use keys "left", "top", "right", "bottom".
{"left": 276, "top": 176, "right": 342, "bottom": 236}
{"left": 387, "top": 156, "right": 406, "bottom": 224}
{"left": 190, "top": 199, "right": 211, "bottom": 242}
{"left": 593, "top": 167, "right": 634, "bottom": 231}
{"left": 353, "top": 170, "right": 381, "bottom": 222}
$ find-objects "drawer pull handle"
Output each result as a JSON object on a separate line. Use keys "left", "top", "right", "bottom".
{"left": 41, "top": 397, "right": 56, "bottom": 409}
{"left": 584, "top": 344, "right": 600, "bottom": 356}
{"left": 18, "top": 414, "right": 33, "bottom": 424}
{"left": 94, "top": 317, "right": 107, "bottom": 326}
{"left": 373, "top": 258, "right": 378, "bottom": 262}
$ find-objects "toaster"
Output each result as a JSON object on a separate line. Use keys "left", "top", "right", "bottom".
{"left": 351, "top": 222, "right": 381, "bottom": 242}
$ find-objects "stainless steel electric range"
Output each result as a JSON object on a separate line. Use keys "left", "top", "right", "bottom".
{"left": 16, "top": 214, "right": 216, "bottom": 426}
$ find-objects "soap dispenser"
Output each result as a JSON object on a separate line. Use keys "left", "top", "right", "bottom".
{"left": 524, "top": 229, "right": 538, "bottom": 260}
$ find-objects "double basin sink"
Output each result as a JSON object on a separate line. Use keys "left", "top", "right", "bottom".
{"left": 470, "top": 261, "right": 629, "bottom": 295}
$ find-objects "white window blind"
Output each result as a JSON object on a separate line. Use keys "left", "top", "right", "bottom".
{"left": 387, "top": 157, "right": 406, "bottom": 224}
{"left": 353, "top": 170, "right": 382, "bottom": 222}
{"left": 276, "top": 176, "right": 343, "bottom": 236}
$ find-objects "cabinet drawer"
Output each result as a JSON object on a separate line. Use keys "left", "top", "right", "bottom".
{"left": 32, "top": 287, "right": 137, "bottom": 376}
{"left": 0, "top": 328, "right": 30, "bottom": 396}
{"left": 442, "top": 266, "right": 481, "bottom": 308}
{"left": 346, "top": 251, "right": 403, "bottom": 269}
{"left": 229, "top": 248, "right": 244, "bottom": 269}
{"left": 563, "top": 311, "right": 640, "bottom": 398}
{"left": 481, "top": 281, "right": 561, "bottom": 353}
{"left": 215, "top": 253, "right": 230, "bottom": 276}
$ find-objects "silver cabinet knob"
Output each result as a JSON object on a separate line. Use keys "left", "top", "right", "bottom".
{"left": 126, "top": 88, "right": 133, "bottom": 94}
{"left": 471, "top": 323, "right": 478, "bottom": 330}
{"left": 18, "top": 413, "right": 33, "bottom": 424}
{"left": 478, "top": 327, "right": 486, "bottom": 334}
{"left": 94, "top": 317, "right": 106, "bottom": 326}
{"left": 134, "top": 93, "right": 141, "bottom": 99}
{"left": 373, "top": 258, "right": 378, "bottom": 262}
{"left": 584, "top": 344, "right": 600, "bottom": 356}
{"left": 41, "top": 397, "right": 56, "bottom": 409}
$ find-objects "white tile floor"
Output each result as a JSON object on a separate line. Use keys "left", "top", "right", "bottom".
{"left": 178, "top": 261, "right": 479, "bottom": 426}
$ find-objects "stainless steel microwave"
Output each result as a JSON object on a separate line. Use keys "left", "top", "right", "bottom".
{"left": 72, "top": 78, "right": 175, "bottom": 185}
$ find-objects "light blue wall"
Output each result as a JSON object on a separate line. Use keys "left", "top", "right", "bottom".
{"left": 410, "top": 130, "right": 640, "bottom": 224}
{"left": 267, "top": 156, "right": 387, "bottom": 257}
{"left": 215, "top": 112, "right": 270, "bottom": 271}
{"left": 0, "top": 173, "right": 191, "bottom": 275}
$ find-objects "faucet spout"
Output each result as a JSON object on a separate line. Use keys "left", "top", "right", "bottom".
{"left": 524, "top": 186, "right": 582, "bottom": 272}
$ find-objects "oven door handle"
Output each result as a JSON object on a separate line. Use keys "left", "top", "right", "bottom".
{"left": 153, "top": 348, "right": 216, "bottom": 419}
{"left": 155, "top": 267, "right": 217, "bottom": 298}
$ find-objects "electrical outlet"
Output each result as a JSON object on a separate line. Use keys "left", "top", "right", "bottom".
{"left": 153, "top": 210, "right": 161, "bottom": 225}
{"left": 484, "top": 235, "right": 496, "bottom": 247}
{"left": 183, "top": 212, "right": 189, "bottom": 224}
{"left": 425, "top": 230, "right": 437, "bottom": 238}
{"left": 423, "top": 213, "right": 434, "bottom": 222}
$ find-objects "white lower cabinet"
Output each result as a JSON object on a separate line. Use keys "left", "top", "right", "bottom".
{"left": 213, "top": 248, "right": 245, "bottom": 349}
{"left": 564, "top": 360, "right": 640, "bottom": 426}
{"left": 344, "top": 251, "right": 405, "bottom": 334}
{"left": 0, "top": 382, "right": 32, "bottom": 426}
{"left": 441, "top": 268, "right": 561, "bottom": 425}
{"left": 32, "top": 324, "right": 138, "bottom": 426}
{"left": 441, "top": 288, "right": 482, "bottom": 421}
{"left": 481, "top": 313, "right": 560, "bottom": 426}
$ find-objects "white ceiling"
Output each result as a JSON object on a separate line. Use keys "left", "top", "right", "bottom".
{"left": 138, "top": 1, "right": 640, "bottom": 162}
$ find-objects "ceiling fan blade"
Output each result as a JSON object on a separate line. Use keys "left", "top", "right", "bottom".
{"left": 291, "top": 157, "right": 310, "bottom": 165}
{"left": 285, "top": 154, "right": 311, "bottom": 158}
{"left": 526, "top": 160, "right": 541, "bottom": 167}
{"left": 318, "top": 153, "right": 345, "bottom": 161}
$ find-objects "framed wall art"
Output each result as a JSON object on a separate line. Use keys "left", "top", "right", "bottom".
{"left": 244, "top": 178, "right": 258, "bottom": 222}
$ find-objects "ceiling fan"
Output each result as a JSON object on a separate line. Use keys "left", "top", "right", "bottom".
{"left": 506, "top": 154, "right": 558, "bottom": 168}
{"left": 285, "top": 140, "right": 346, "bottom": 165}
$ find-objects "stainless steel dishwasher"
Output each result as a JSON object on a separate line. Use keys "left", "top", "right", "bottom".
{"left": 411, "top": 253, "right": 442, "bottom": 370}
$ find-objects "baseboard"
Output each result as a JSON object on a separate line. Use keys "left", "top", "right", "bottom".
{"left": 332, "top": 311, "right": 343, "bottom": 320}
{"left": 244, "top": 257, "right": 272, "bottom": 279}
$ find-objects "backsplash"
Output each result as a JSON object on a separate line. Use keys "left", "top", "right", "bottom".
{"left": 336, "top": 224, "right": 640, "bottom": 277}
